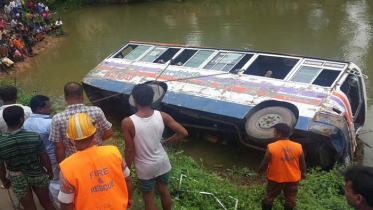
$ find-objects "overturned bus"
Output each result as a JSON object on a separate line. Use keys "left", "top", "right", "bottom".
{"left": 82, "top": 41, "right": 367, "bottom": 168}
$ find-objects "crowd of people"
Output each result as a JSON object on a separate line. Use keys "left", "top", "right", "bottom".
{"left": 0, "top": 82, "right": 371, "bottom": 210}
{"left": 0, "top": 82, "right": 188, "bottom": 210}
{"left": 0, "top": 0, "right": 63, "bottom": 73}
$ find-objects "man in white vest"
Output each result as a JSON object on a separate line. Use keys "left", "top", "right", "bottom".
{"left": 121, "top": 84, "right": 188, "bottom": 210}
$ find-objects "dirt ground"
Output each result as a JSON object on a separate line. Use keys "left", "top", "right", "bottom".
{"left": 0, "top": 188, "right": 44, "bottom": 210}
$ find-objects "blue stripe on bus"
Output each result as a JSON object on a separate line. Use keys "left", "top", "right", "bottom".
{"left": 84, "top": 79, "right": 313, "bottom": 130}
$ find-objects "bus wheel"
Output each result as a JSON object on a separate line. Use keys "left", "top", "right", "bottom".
{"left": 245, "top": 106, "right": 297, "bottom": 144}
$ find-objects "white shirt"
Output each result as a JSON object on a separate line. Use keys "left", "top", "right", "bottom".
{"left": 15, "top": 0, "right": 22, "bottom": 7}
{"left": 0, "top": 104, "right": 32, "bottom": 134}
{"left": 9, "top": 1, "right": 16, "bottom": 9}
{"left": 10, "top": 19, "right": 17, "bottom": 27}
{"left": 129, "top": 111, "right": 171, "bottom": 179}
{"left": 56, "top": 20, "right": 63, "bottom": 26}
{"left": 4, "top": 5, "right": 11, "bottom": 14}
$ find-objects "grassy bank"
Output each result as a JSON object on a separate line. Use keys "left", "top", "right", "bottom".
{"left": 9, "top": 82, "right": 352, "bottom": 210}
{"left": 109, "top": 133, "right": 352, "bottom": 210}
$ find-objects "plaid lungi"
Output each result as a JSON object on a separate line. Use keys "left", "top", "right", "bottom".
{"left": 263, "top": 179, "right": 299, "bottom": 209}
{"left": 9, "top": 173, "right": 50, "bottom": 199}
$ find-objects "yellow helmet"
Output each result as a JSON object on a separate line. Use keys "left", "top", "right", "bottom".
{"left": 66, "top": 113, "right": 96, "bottom": 140}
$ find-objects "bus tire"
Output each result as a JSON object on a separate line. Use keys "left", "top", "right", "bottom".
{"left": 245, "top": 106, "right": 297, "bottom": 144}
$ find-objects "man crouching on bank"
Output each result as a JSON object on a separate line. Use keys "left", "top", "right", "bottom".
{"left": 58, "top": 113, "right": 134, "bottom": 210}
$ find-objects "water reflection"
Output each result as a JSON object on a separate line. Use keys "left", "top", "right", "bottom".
{"left": 10, "top": 0, "right": 373, "bottom": 167}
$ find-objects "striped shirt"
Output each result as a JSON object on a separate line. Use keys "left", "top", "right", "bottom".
{"left": 49, "top": 104, "right": 112, "bottom": 159}
{"left": 0, "top": 129, "right": 46, "bottom": 177}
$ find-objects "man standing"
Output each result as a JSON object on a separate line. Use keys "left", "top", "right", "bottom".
{"left": 50, "top": 82, "right": 113, "bottom": 164}
{"left": 9, "top": 0, "right": 15, "bottom": 11}
{"left": 58, "top": 113, "right": 133, "bottom": 210}
{"left": 257, "top": 123, "right": 306, "bottom": 210}
{"left": 37, "top": 0, "right": 44, "bottom": 16}
{"left": 4, "top": 2, "right": 11, "bottom": 23}
{"left": 344, "top": 166, "right": 373, "bottom": 210}
{"left": 55, "top": 18, "right": 63, "bottom": 28}
{"left": 0, "top": 85, "right": 32, "bottom": 134}
{"left": 0, "top": 106, "right": 55, "bottom": 210}
{"left": 122, "top": 84, "right": 188, "bottom": 210}
{"left": 23, "top": 95, "right": 60, "bottom": 207}
{"left": 41, "top": 7, "right": 49, "bottom": 24}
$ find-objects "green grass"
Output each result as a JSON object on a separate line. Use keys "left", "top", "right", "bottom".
{"left": 109, "top": 127, "right": 352, "bottom": 210}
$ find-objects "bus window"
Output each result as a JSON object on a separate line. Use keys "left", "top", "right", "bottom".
{"left": 291, "top": 66, "right": 341, "bottom": 87}
{"left": 244, "top": 55, "right": 299, "bottom": 79}
{"left": 154, "top": 48, "right": 181, "bottom": 64}
{"left": 123, "top": 45, "right": 151, "bottom": 61}
{"left": 171, "top": 49, "right": 198, "bottom": 66}
{"left": 140, "top": 47, "right": 168, "bottom": 63}
{"left": 292, "top": 66, "right": 322, "bottom": 83}
{"left": 312, "top": 69, "right": 340, "bottom": 87}
{"left": 204, "top": 52, "right": 245, "bottom": 72}
{"left": 114, "top": 44, "right": 138, "bottom": 59}
{"left": 183, "top": 50, "right": 214, "bottom": 68}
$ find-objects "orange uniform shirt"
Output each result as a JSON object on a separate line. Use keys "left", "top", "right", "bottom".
{"left": 267, "top": 140, "right": 302, "bottom": 183}
{"left": 13, "top": 39, "right": 23, "bottom": 50}
{"left": 60, "top": 146, "right": 128, "bottom": 210}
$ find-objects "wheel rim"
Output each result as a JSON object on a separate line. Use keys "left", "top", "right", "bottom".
{"left": 257, "top": 114, "right": 283, "bottom": 129}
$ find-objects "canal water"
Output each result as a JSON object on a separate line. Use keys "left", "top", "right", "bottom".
{"left": 14, "top": 0, "right": 373, "bottom": 169}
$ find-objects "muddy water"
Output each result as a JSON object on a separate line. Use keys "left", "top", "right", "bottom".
{"left": 14, "top": 0, "right": 373, "bottom": 169}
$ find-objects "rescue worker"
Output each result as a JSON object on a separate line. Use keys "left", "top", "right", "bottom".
{"left": 58, "top": 113, "right": 133, "bottom": 210}
{"left": 257, "top": 123, "right": 306, "bottom": 210}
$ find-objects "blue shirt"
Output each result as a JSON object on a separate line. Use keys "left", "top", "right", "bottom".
{"left": 34, "top": 26, "right": 42, "bottom": 33}
{"left": 12, "top": 7, "right": 18, "bottom": 15}
{"left": 38, "top": 3, "right": 44, "bottom": 13}
{"left": 23, "top": 114, "right": 59, "bottom": 179}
